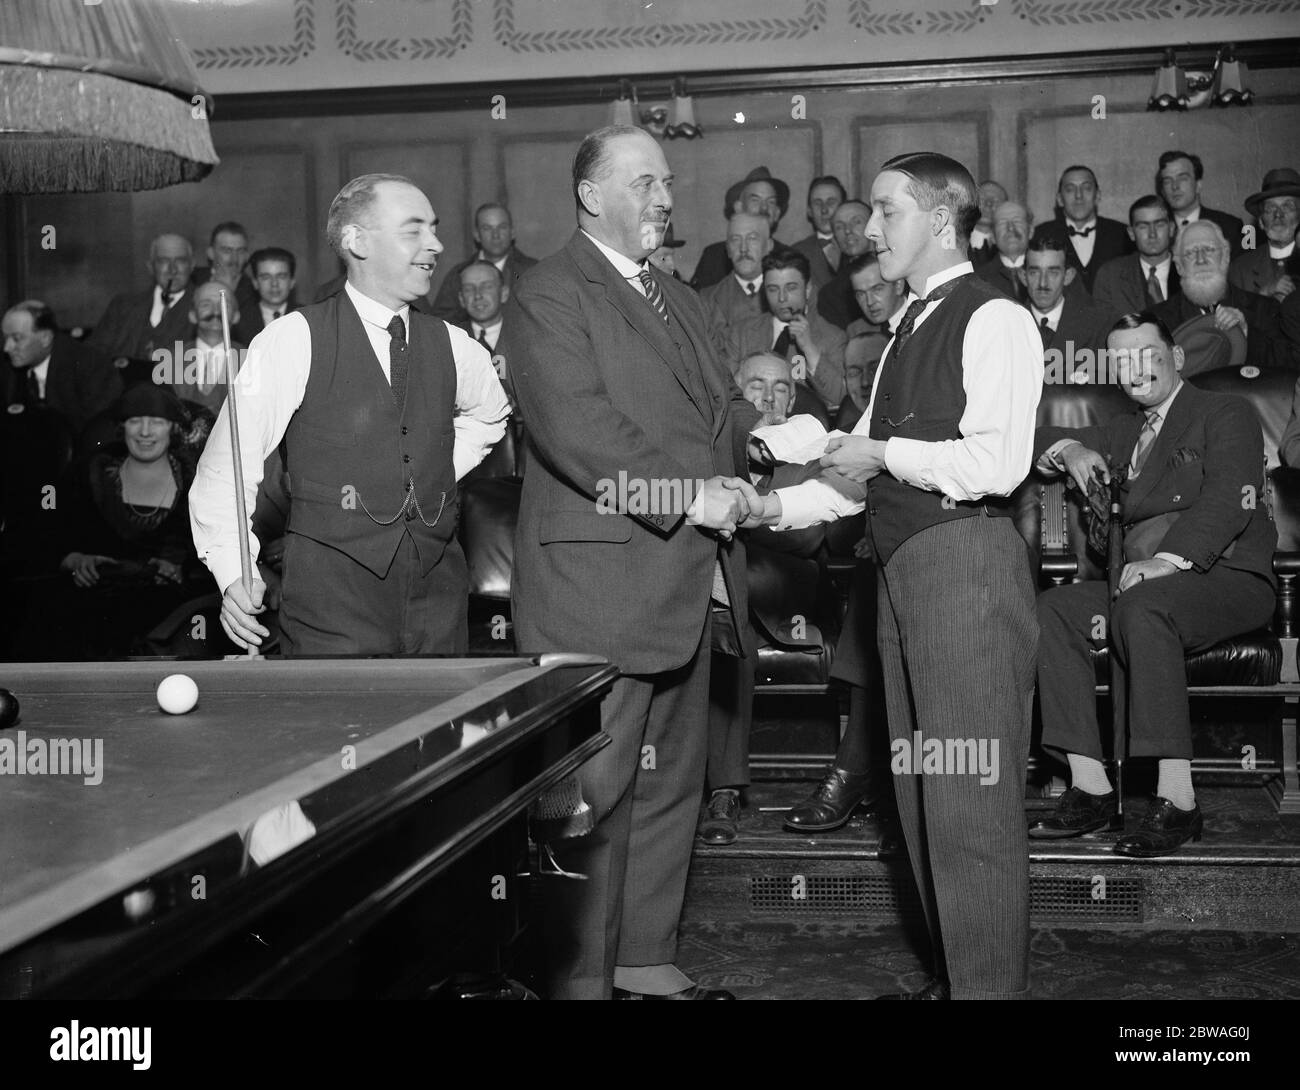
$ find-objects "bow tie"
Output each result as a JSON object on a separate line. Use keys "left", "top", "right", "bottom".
{"left": 1067, "top": 224, "right": 1095, "bottom": 238}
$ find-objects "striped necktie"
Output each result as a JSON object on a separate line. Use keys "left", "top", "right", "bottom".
{"left": 1145, "top": 264, "right": 1164, "bottom": 304}
{"left": 1129, "top": 409, "right": 1160, "bottom": 478}
{"left": 638, "top": 268, "right": 669, "bottom": 324}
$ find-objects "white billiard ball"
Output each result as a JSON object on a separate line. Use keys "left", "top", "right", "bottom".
{"left": 157, "top": 674, "right": 199, "bottom": 715}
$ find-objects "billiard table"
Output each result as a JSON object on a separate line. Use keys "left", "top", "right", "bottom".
{"left": 0, "top": 654, "right": 617, "bottom": 999}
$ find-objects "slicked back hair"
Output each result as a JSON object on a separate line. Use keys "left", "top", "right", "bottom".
{"left": 1111, "top": 310, "right": 1178, "bottom": 350}
{"left": 1026, "top": 233, "right": 1069, "bottom": 256}
{"left": 846, "top": 251, "right": 880, "bottom": 277}
{"left": 1058, "top": 165, "right": 1099, "bottom": 190}
{"left": 326, "top": 174, "right": 416, "bottom": 258}
{"left": 573, "top": 124, "right": 645, "bottom": 214}
{"left": 5, "top": 299, "right": 56, "bottom": 333}
{"left": 808, "top": 175, "right": 848, "bottom": 203}
{"left": 761, "top": 250, "right": 812, "bottom": 284}
{"left": 250, "top": 246, "right": 296, "bottom": 278}
{"left": 1128, "top": 194, "right": 1172, "bottom": 225}
{"left": 879, "top": 152, "right": 980, "bottom": 247}
{"left": 209, "top": 221, "right": 248, "bottom": 246}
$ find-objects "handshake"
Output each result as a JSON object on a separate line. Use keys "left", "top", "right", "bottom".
{"left": 685, "top": 476, "right": 772, "bottom": 539}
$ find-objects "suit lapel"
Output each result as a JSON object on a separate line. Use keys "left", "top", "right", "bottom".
{"left": 662, "top": 274, "right": 722, "bottom": 429}
{"left": 1124, "top": 382, "right": 1195, "bottom": 515}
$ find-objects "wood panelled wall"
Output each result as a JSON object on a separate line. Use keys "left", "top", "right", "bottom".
{"left": 10, "top": 65, "right": 1300, "bottom": 329}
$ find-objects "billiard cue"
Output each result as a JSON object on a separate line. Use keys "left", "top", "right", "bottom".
{"left": 219, "top": 290, "right": 258, "bottom": 659}
{"left": 1106, "top": 468, "right": 1125, "bottom": 827}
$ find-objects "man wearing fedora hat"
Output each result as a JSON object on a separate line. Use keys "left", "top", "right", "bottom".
{"left": 1230, "top": 168, "right": 1300, "bottom": 302}
{"left": 690, "top": 166, "right": 799, "bottom": 290}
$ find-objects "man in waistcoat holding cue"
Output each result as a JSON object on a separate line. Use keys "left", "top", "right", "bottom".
{"left": 737, "top": 152, "right": 1043, "bottom": 999}
{"left": 190, "top": 174, "right": 510, "bottom": 654}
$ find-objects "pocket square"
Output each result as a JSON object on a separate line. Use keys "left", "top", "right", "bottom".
{"left": 1168, "top": 446, "right": 1201, "bottom": 470}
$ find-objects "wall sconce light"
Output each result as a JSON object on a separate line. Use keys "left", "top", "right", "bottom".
{"left": 1148, "top": 48, "right": 1189, "bottom": 111}
{"left": 666, "top": 78, "right": 702, "bottom": 140}
{"left": 610, "top": 79, "right": 636, "bottom": 127}
{"left": 1211, "top": 43, "right": 1253, "bottom": 106}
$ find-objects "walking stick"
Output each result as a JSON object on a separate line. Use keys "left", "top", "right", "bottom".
{"left": 1106, "top": 467, "right": 1126, "bottom": 830}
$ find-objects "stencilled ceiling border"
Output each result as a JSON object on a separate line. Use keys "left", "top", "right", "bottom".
{"left": 170, "top": 0, "right": 1300, "bottom": 94}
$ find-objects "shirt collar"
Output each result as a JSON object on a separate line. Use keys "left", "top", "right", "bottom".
{"left": 581, "top": 229, "right": 645, "bottom": 281}
{"left": 920, "top": 261, "right": 975, "bottom": 298}
{"left": 1269, "top": 241, "right": 1296, "bottom": 259}
{"left": 1066, "top": 216, "right": 1098, "bottom": 232}
{"left": 816, "top": 232, "right": 833, "bottom": 241}
{"left": 1180, "top": 206, "right": 1202, "bottom": 224}
{"left": 1149, "top": 379, "right": 1184, "bottom": 421}
{"left": 734, "top": 272, "right": 762, "bottom": 293}
{"left": 32, "top": 356, "right": 51, "bottom": 380}
{"left": 1031, "top": 298, "right": 1066, "bottom": 326}
{"left": 478, "top": 250, "right": 509, "bottom": 271}
{"left": 474, "top": 318, "right": 503, "bottom": 337}
{"left": 1000, "top": 253, "right": 1026, "bottom": 268}
{"left": 1143, "top": 255, "right": 1172, "bottom": 274}
{"left": 345, "top": 280, "right": 409, "bottom": 335}
{"left": 886, "top": 301, "right": 909, "bottom": 335}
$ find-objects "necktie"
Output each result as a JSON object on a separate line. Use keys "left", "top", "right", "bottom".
{"left": 1129, "top": 409, "right": 1160, "bottom": 478}
{"left": 24, "top": 369, "right": 41, "bottom": 406}
{"left": 476, "top": 328, "right": 491, "bottom": 352}
{"left": 1039, "top": 316, "right": 1053, "bottom": 349}
{"left": 638, "top": 269, "right": 669, "bottom": 324}
{"left": 773, "top": 324, "right": 792, "bottom": 356}
{"left": 1146, "top": 264, "right": 1164, "bottom": 304}
{"left": 890, "top": 274, "right": 970, "bottom": 358}
{"left": 823, "top": 240, "right": 840, "bottom": 272}
{"left": 745, "top": 282, "right": 757, "bottom": 296}
{"left": 387, "top": 315, "right": 408, "bottom": 408}
{"left": 1068, "top": 224, "right": 1095, "bottom": 238}
{"left": 272, "top": 310, "right": 282, "bottom": 321}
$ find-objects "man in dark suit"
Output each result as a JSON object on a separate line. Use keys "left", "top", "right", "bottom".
{"left": 1021, "top": 237, "right": 1117, "bottom": 381}
{"left": 89, "top": 233, "right": 197, "bottom": 375}
{"left": 232, "top": 247, "right": 298, "bottom": 346}
{"left": 1094, "top": 195, "right": 1181, "bottom": 317}
{"left": 1229, "top": 168, "right": 1300, "bottom": 302}
{"left": 790, "top": 176, "right": 847, "bottom": 290}
{"left": 817, "top": 199, "right": 877, "bottom": 330}
{"left": 1154, "top": 220, "right": 1286, "bottom": 372}
{"left": 1031, "top": 313, "right": 1276, "bottom": 855}
{"left": 190, "top": 221, "right": 259, "bottom": 315}
{"left": 722, "top": 251, "right": 847, "bottom": 412}
{"left": 699, "top": 212, "right": 771, "bottom": 350}
{"left": 976, "top": 200, "right": 1032, "bottom": 303}
{"left": 166, "top": 282, "right": 247, "bottom": 417}
{"left": 1031, "top": 165, "right": 1133, "bottom": 294}
{"left": 3, "top": 300, "right": 121, "bottom": 436}
{"left": 690, "top": 166, "right": 796, "bottom": 289}
{"left": 740, "top": 152, "right": 1044, "bottom": 1000}
{"left": 1157, "top": 150, "right": 1245, "bottom": 257}
{"left": 503, "top": 125, "right": 757, "bottom": 1000}
{"left": 428, "top": 202, "right": 536, "bottom": 325}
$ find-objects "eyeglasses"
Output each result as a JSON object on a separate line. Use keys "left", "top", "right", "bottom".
{"left": 1182, "top": 245, "right": 1222, "bottom": 262}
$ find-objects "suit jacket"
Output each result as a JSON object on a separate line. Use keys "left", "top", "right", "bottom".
{"left": 690, "top": 238, "right": 798, "bottom": 291}
{"left": 1195, "top": 206, "right": 1246, "bottom": 258}
{"left": 232, "top": 301, "right": 296, "bottom": 347}
{"left": 1093, "top": 254, "right": 1181, "bottom": 317}
{"left": 428, "top": 248, "right": 537, "bottom": 325}
{"left": 502, "top": 229, "right": 758, "bottom": 674}
{"left": 2, "top": 334, "right": 121, "bottom": 437}
{"left": 167, "top": 338, "right": 247, "bottom": 416}
{"left": 790, "top": 233, "right": 839, "bottom": 289}
{"left": 977, "top": 258, "right": 1028, "bottom": 304}
{"left": 722, "top": 310, "right": 847, "bottom": 410}
{"left": 89, "top": 286, "right": 197, "bottom": 364}
{"left": 1229, "top": 245, "right": 1296, "bottom": 300}
{"left": 968, "top": 237, "right": 998, "bottom": 267}
{"left": 700, "top": 273, "right": 765, "bottom": 357}
{"left": 1035, "top": 382, "right": 1275, "bottom": 583}
{"left": 1153, "top": 283, "right": 1286, "bottom": 372}
{"left": 1032, "top": 216, "right": 1134, "bottom": 294}
{"left": 1040, "top": 294, "right": 1119, "bottom": 366}
{"left": 815, "top": 263, "right": 860, "bottom": 330}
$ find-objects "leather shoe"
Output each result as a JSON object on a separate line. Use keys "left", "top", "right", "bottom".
{"left": 613, "top": 984, "right": 736, "bottom": 1000}
{"left": 1027, "top": 785, "right": 1117, "bottom": 839}
{"left": 1113, "top": 797, "right": 1203, "bottom": 858}
{"left": 784, "top": 767, "right": 881, "bottom": 832}
{"left": 877, "top": 978, "right": 949, "bottom": 1000}
{"left": 697, "top": 789, "right": 741, "bottom": 845}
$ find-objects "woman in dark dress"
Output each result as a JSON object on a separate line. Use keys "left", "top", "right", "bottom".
{"left": 48, "top": 384, "right": 208, "bottom": 659}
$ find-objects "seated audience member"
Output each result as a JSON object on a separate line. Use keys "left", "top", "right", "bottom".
{"left": 1031, "top": 313, "right": 1275, "bottom": 856}
{"left": 1094, "top": 195, "right": 1180, "bottom": 316}
{"left": 700, "top": 212, "right": 772, "bottom": 351}
{"left": 698, "top": 351, "right": 826, "bottom": 846}
{"left": 89, "top": 233, "right": 197, "bottom": 368}
{"left": 1032, "top": 165, "right": 1134, "bottom": 294}
{"left": 191, "top": 221, "right": 259, "bottom": 313}
{"left": 167, "top": 282, "right": 247, "bottom": 415}
{"left": 817, "top": 199, "right": 876, "bottom": 330}
{"left": 41, "top": 384, "right": 209, "bottom": 660}
{"left": 647, "top": 224, "right": 687, "bottom": 279}
{"left": 723, "top": 251, "right": 846, "bottom": 412}
{"left": 1022, "top": 236, "right": 1117, "bottom": 373}
{"left": 429, "top": 202, "right": 536, "bottom": 324}
{"left": 838, "top": 252, "right": 908, "bottom": 431}
{"left": 977, "top": 200, "right": 1033, "bottom": 302}
{"left": 969, "top": 180, "right": 1009, "bottom": 265}
{"left": 1230, "top": 168, "right": 1299, "bottom": 302}
{"left": 791, "top": 176, "right": 847, "bottom": 289}
{"left": 3, "top": 300, "right": 121, "bottom": 435}
{"left": 233, "top": 247, "right": 298, "bottom": 345}
{"left": 1157, "top": 149, "right": 1245, "bottom": 257}
{"left": 691, "top": 166, "right": 795, "bottom": 289}
{"left": 1154, "top": 220, "right": 1285, "bottom": 373}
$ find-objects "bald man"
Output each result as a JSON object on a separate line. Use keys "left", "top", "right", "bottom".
{"left": 163, "top": 281, "right": 248, "bottom": 415}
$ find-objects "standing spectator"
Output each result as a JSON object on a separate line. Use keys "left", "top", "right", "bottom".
{"left": 428, "top": 203, "right": 536, "bottom": 325}
{"left": 1157, "top": 150, "right": 1245, "bottom": 257}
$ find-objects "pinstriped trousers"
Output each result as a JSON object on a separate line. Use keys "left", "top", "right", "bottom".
{"left": 876, "top": 515, "right": 1037, "bottom": 999}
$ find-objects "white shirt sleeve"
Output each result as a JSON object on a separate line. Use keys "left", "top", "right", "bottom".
{"left": 447, "top": 323, "right": 511, "bottom": 481}
{"left": 884, "top": 297, "right": 1044, "bottom": 500}
{"left": 189, "top": 313, "right": 311, "bottom": 594}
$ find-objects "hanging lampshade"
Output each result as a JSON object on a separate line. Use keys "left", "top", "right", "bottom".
{"left": 1211, "top": 43, "right": 1253, "bottom": 107}
{"left": 666, "top": 78, "right": 702, "bottom": 140}
{"left": 610, "top": 80, "right": 637, "bottom": 127}
{"left": 1148, "top": 48, "right": 1189, "bottom": 111}
{"left": 0, "top": 0, "right": 219, "bottom": 194}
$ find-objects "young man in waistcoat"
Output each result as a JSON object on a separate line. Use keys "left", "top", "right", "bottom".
{"left": 190, "top": 174, "right": 510, "bottom": 654}
{"left": 737, "top": 152, "right": 1044, "bottom": 999}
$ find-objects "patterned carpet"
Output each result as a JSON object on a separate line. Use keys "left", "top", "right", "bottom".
{"left": 677, "top": 919, "right": 1300, "bottom": 1000}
